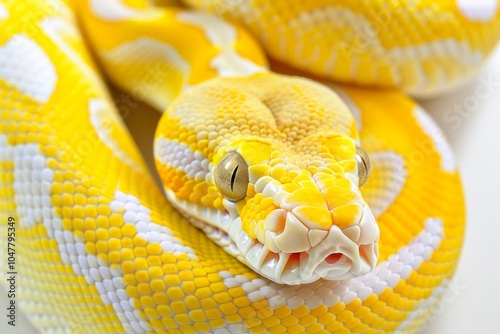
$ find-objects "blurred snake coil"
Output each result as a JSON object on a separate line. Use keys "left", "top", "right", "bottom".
{"left": 1, "top": 0, "right": 499, "bottom": 333}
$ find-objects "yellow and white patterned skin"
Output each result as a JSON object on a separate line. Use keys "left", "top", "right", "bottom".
{"left": 185, "top": 0, "right": 500, "bottom": 97}
{"left": 1, "top": 0, "right": 492, "bottom": 332}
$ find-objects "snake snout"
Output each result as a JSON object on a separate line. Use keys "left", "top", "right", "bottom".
{"left": 243, "top": 195, "right": 379, "bottom": 284}
{"left": 303, "top": 204, "right": 380, "bottom": 282}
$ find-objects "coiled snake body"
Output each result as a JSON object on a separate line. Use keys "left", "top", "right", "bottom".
{"left": 1, "top": 0, "right": 498, "bottom": 332}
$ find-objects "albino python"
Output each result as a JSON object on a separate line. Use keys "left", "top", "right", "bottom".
{"left": 1, "top": 0, "right": 499, "bottom": 332}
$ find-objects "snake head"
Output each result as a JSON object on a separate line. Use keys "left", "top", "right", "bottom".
{"left": 155, "top": 73, "right": 379, "bottom": 285}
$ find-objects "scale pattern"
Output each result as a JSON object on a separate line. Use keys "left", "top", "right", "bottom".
{"left": 0, "top": 0, "right": 487, "bottom": 332}
{"left": 184, "top": 0, "right": 500, "bottom": 96}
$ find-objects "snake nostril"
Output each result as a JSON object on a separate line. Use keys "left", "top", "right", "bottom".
{"left": 325, "top": 253, "right": 342, "bottom": 264}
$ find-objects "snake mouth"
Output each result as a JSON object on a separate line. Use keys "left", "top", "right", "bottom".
{"left": 230, "top": 204, "right": 379, "bottom": 285}
{"left": 164, "top": 190, "right": 379, "bottom": 285}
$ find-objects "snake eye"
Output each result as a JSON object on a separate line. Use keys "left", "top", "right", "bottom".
{"left": 215, "top": 152, "right": 249, "bottom": 202}
{"left": 356, "top": 146, "right": 371, "bottom": 187}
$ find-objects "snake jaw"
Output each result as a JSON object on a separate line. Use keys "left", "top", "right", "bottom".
{"left": 166, "top": 173, "right": 379, "bottom": 285}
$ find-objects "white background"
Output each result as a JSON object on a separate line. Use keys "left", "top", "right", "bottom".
{"left": 1, "top": 46, "right": 500, "bottom": 334}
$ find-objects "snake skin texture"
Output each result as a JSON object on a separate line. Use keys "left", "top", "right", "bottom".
{"left": 184, "top": 0, "right": 500, "bottom": 96}
{"left": 2, "top": 0, "right": 497, "bottom": 332}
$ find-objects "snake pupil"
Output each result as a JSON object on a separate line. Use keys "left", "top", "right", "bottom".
{"left": 230, "top": 165, "right": 239, "bottom": 191}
